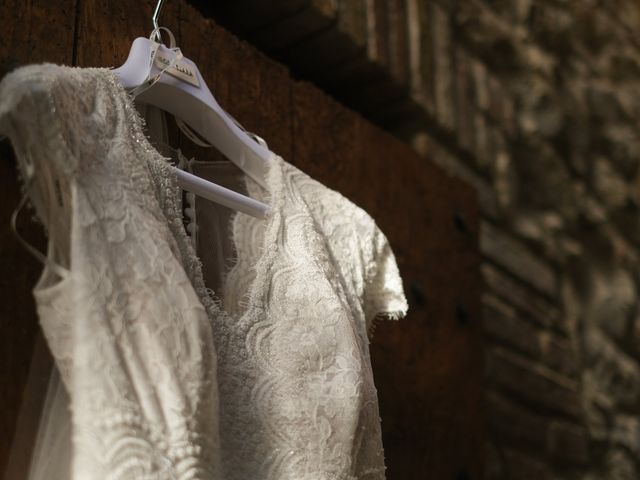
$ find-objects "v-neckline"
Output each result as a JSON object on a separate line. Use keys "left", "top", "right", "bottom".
{"left": 106, "top": 68, "right": 284, "bottom": 323}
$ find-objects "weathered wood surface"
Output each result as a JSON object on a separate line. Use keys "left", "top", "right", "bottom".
{"left": 0, "top": 1, "right": 483, "bottom": 478}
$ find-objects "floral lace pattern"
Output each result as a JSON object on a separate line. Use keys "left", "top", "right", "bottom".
{"left": 0, "top": 63, "right": 408, "bottom": 480}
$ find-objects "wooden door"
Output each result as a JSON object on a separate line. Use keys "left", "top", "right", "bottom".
{"left": 0, "top": 1, "right": 483, "bottom": 479}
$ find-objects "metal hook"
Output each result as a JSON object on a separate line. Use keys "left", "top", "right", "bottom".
{"left": 152, "top": 0, "right": 166, "bottom": 42}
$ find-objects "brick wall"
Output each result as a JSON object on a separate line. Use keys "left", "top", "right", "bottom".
{"left": 202, "top": 1, "right": 640, "bottom": 478}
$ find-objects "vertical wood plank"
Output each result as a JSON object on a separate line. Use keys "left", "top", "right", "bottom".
{"left": 0, "top": 2, "right": 77, "bottom": 477}
{"left": 75, "top": 0, "right": 181, "bottom": 68}
{"left": 0, "top": 1, "right": 77, "bottom": 76}
{"left": 290, "top": 81, "right": 361, "bottom": 176}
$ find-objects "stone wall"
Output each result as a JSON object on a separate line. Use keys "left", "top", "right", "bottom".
{"left": 203, "top": 1, "right": 640, "bottom": 478}
{"left": 423, "top": 3, "right": 640, "bottom": 479}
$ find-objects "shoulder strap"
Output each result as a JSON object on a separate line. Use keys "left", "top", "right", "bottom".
{"left": 11, "top": 179, "right": 70, "bottom": 279}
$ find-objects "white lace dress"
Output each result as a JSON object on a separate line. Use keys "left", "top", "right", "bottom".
{"left": 0, "top": 64, "right": 408, "bottom": 480}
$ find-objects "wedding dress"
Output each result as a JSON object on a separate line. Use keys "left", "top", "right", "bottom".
{"left": 0, "top": 63, "right": 407, "bottom": 480}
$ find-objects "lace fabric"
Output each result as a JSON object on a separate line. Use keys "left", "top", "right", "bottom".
{"left": 0, "top": 63, "right": 408, "bottom": 480}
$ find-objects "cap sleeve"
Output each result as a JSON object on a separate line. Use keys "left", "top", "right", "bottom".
{"left": 273, "top": 153, "right": 409, "bottom": 338}
{"left": 0, "top": 66, "right": 51, "bottom": 149}
{"left": 362, "top": 225, "right": 408, "bottom": 333}
{"left": 0, "top": 64, "right": 113, "bottom": 180}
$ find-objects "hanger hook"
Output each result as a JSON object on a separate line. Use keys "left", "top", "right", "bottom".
{"left": 152, "top": 0, "right": 166, "bottom": 42}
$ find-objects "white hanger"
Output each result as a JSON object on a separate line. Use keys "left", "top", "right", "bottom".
{"left": 112, "top": 0, "right": 272, "bottom": 219}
